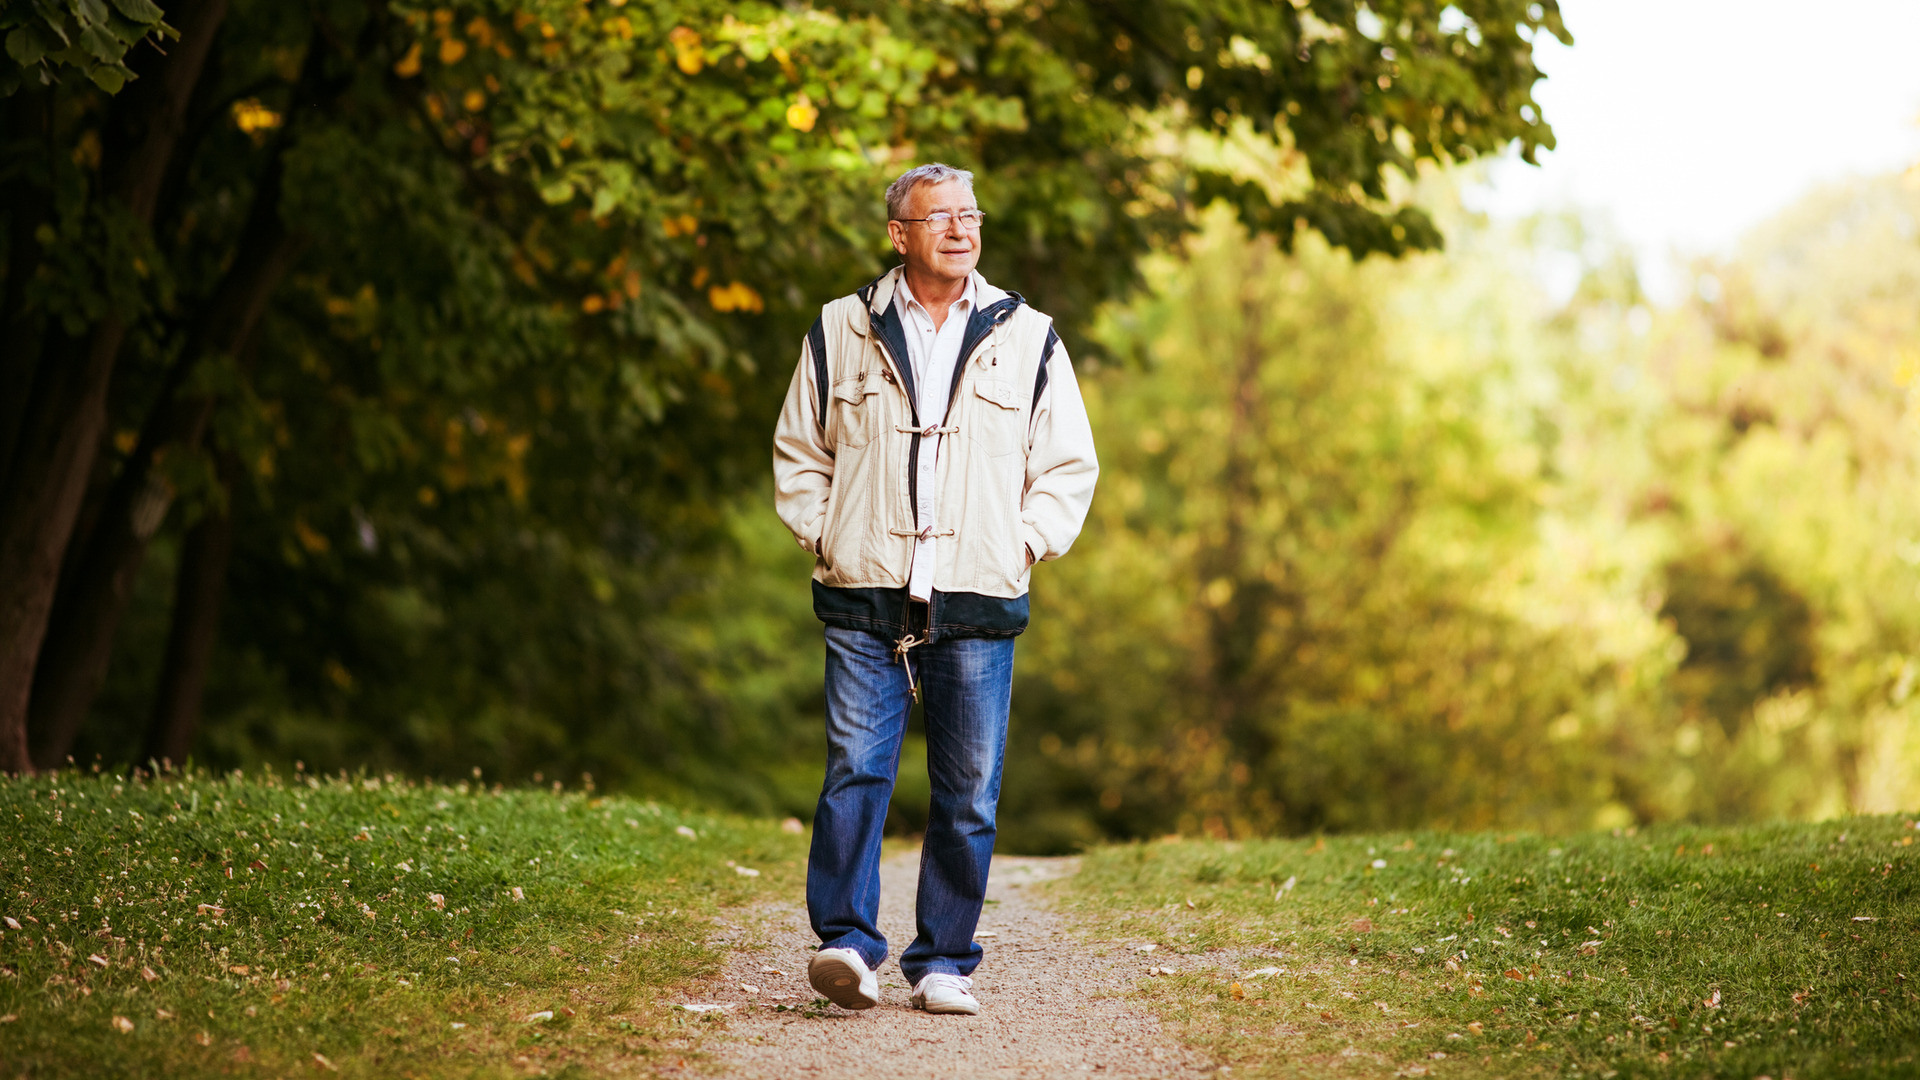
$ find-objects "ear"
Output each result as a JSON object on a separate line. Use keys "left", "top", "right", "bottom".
{"left": 887, "top": 220, "right": 908, "bottom": 255}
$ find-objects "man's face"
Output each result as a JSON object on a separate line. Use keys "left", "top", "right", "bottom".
{"left": 887, "top": 179, "right": 981, "bottom": 286}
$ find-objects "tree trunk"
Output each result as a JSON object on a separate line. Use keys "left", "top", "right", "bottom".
{"left": 0, "top": 0, "right": 228, "bottom": 775}
{"left": 142, "top": 468, "right": 237, "bottom": 770}
{"left": 25, "top": 24, "right": 327, "bottom": 768}
{"left": 27, "top": 217, "right": 298, "bottom": 769}
{"left": 0, "top": 325, "right": 126, "bottom": 773}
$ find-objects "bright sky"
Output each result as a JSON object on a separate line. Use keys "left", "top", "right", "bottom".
{"left": 1470, "top": 0, "right": 1920, "bottom": 301}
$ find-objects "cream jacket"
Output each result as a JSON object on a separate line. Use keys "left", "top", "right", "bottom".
{"left": 773, "top": 267, "right": 1098, "bottom": 603}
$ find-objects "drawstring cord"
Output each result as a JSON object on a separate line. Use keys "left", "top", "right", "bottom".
{"left": 893, "top": 632, "right": 926, "bottom": 705}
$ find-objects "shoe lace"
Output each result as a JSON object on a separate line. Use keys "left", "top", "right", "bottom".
{"left": 920, "top": 973, "right": 973, "bottom": 993}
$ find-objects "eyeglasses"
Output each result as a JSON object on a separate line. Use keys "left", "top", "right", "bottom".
{"left": 893, "top": 209, "right": 986, "bottom": 232}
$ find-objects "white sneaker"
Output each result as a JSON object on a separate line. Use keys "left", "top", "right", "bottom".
{"left": 910, "top": 972, "right": 980, "bottom": 1015}
{"left": 808, "top": 947, "right": 879, "bottom": 1011}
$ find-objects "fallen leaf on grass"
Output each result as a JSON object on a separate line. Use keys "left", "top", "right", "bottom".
{"left": 196, "top": 904, "right": 223, "bottom": 917}
{"left": 1350, "top": 918, "right": 1375, "bottom": 933}
{"left": 1467, "top": 1022, "right": 1483, "bottom": 1035}
{"left": 525, "top": 1010, "right": 554, "bottom": 1022}
{"left": 780, "top": 817, "right": 804, "bottom": 834}
{"left": 313, "top": 1052, "right": 339, "bottom": 1071}
{"left": 510, "top": 887, "right": 525, "bottom": 902}
{"left": 1503, "top": 968, "right": 1526, "bottom": 981}
{"left": 155, "top": 1009, "right": 173, "bottom": 1020}
{"left": 430, "top": 893, "right": 445, "bottom": 910}
{"left": 111, "top": 1015, "right": 134, "bottom": 1034}
{"left": 3, "top": 917, "right": 18, "bottom": 930}
{"left": 1274, "top": 876, "right": 1297, "bottom": 899}
{"left": 1231, "top": 982, "right": 1245, "bottom": 1000}
{"left": 249, "top": 859, "right": 267, "bottom": 871}
{"left": 732, "top": 865, "right": 761, "bottom": 877}
{"left": 451, "top": 1022, "right": 467, "bottom": 1030}
{"left": 675, "top": 826, "right": 698, "bottom": 840}
{"left": 141, "top": 966, "right": 159, "bottom": 982}
{"left": 87, "top": 955, "right": 109, "bottom": 968}
{"left": 230, "top": 965, "right": 250, "bottom": 976}
{"left": 194, "top": 1031, "right": 212, "bottom": 1046}
{"left": 1704, "top": 990, "right": 1721, "bottom": 1009}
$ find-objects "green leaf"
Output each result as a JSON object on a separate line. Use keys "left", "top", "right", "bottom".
{"left": 108, "top": 0, "right": 164, "bottom": 23}
{"left": 73, "top": 0, "right": 111, "bottom": 31}
{"left": 6, "top": 25, "right": 51, "bottom": 66}
{"left": 78, "top": 21, "right": 120, "bottom": 62}
{"left": 85, "top": 59, "right": 125, "bottom": 92}
{"left": 538, "top": 179, "right": 573, "bottom": 205}
{"left": 28, "top": 0, "right": 70, "bottom": 46}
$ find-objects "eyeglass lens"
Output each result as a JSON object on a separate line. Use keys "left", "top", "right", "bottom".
{"left": 924, "top": 211, "right": 985, "bottom": 231}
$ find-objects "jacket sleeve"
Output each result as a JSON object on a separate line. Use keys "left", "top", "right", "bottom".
{"left": 772, "top": 330, "right": 833, "bottom": 556}
{"left": 1020, "top": 334, "right": 1099, "bottom": 563}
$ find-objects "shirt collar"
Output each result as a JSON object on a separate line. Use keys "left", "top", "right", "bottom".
{"left": 895, "top": 271, "right": 977, "bottom": 326}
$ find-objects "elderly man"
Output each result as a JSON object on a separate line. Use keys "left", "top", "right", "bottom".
{"left": 772, "top": 164, "right": 1099, "bottom": 1016}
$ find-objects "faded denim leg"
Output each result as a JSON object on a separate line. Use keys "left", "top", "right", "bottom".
{"left": 897, "top": 634, "right": 1015, "bottom": 985}
{"left": 806, "top": 625, "right": 913, "bottom": 971}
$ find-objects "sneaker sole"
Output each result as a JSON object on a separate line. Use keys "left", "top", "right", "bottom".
{"left": 914, "top": 998, "right": 980, "bottom": 1016}
{"left": 808, "top": 954, "right": 877, "bottom": 1011}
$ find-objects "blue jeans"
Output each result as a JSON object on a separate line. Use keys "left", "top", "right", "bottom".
{"left": 807, "top": 622, "right": 1014, "bottom": 986}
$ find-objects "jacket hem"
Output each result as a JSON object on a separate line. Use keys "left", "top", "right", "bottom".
{"left": 812, "top": 581, "right": 1029, "bottom": 643}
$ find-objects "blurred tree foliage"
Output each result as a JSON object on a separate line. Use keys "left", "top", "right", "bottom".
{"left": 998, "top": 174, "right": 1920, "bottom": 850}
{"left": 2, "top": 1, "right": 1566, "bottom": 775}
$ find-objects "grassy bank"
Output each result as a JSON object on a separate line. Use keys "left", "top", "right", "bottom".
{"left": 0, "top": 767, "right": 805, "bottom": 1077}
{"left": 1058, "top": 817, "right": 1918, "bottom": 1080}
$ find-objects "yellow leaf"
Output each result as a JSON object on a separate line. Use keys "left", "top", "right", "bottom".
{"left": 393, "top": 41, "right": 422, "bottom": 77}
{"left": 462, "top": 89, "right": 486, "bottom": 112}
{"left": 439, "top": 37, "right": 467, "bottom": 65}
{"left": 669, "top": 26, "right": 703, "bottom": 74}
{"left": 786, "top": 94, "right": 818, "bottom": 132}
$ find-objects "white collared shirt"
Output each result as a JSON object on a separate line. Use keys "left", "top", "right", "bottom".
{"left": 894, "top": 272, "right": 977, "bottom": 601}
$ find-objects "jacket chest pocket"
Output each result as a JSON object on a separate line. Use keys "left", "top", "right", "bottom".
{"left": 830, "top": 370, "right": 889, "bottom": 449}
{"left": 967, "top": 379, "right": 1025, "bottom": 458}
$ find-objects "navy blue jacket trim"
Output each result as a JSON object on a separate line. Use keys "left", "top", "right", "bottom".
{"left": 947, "top": 294, "right": 1026, "bottom": 419}
{"left": 1034, "top": 325, "right": 1058, "bottom": 412}
{"left": 812, "top": 581, "right": 1030, "bottom": 643}
{"left": 808, "top": 315, "right": 829, "bottom": 428}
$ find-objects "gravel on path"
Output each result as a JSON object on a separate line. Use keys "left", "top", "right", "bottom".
{"left": 682, "top": 849, "right": 1214, "bottom": 1080}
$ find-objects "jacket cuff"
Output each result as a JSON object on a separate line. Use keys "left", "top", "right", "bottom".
{"left": 1019, "top": 521, "right": 1049, "bottom": 565}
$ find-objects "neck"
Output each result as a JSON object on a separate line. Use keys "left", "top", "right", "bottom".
{"left": 901, "top": 265, "right": 968, "bottom": 329}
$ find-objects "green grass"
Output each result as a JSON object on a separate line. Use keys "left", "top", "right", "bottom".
{"left": 1057, "top": 817, "right": 1920, "bottom": 1080}
{"left": 0, "top": 766, "right": 806, "bottom": 1078}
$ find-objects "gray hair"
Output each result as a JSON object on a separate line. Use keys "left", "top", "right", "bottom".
{"left": 885, "top": 163, "right": 975, "bottom": 220}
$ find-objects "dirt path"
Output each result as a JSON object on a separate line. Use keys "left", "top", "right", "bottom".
{"left": 680, "top": 850, "right": 1213, "bottom": 1079}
